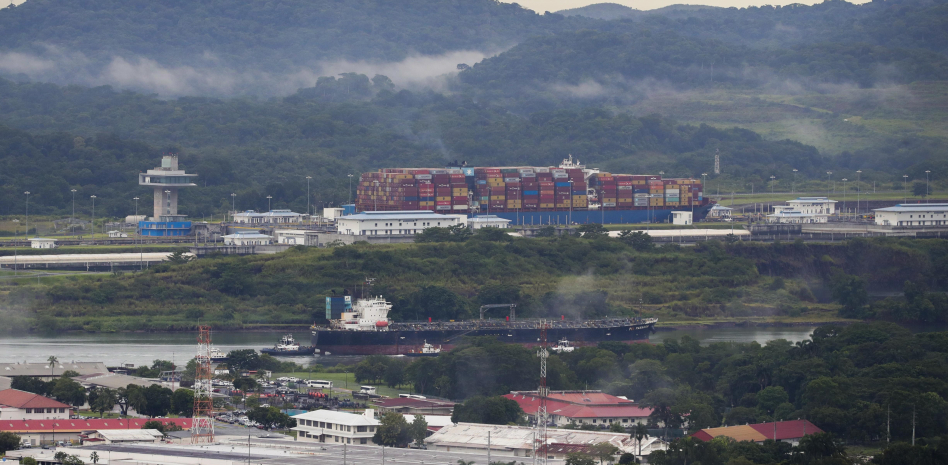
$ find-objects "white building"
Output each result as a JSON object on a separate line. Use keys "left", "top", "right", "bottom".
{"left": 233, "top": 209, "right": 306, "bottom": 224}
{"left": 874, "top": 203, "right": 948, "bottom": 226}
{"left": 292, "top": 409, "right": 379, "bottom": 445}
{"left": 467, "top": 215, "right": 511, "bottom": 229}
{"left": 107, "top": 230, "right": 129, "bottom": 238}
{"left": 707, "top": 205, "right": 732, "bottom": 219}
{"left": 767, "top": 209, "right": 819, "bottom": 224}
{"left": 274, "top": 229, "right": 319, "bottom": 246}
{"left": 336, "top": 211, "right": 462, "bottom": 236}
{"left": 90, "top": 429, "right": 164, "bottom": 444}
{"left": 787, "top": 197, "right": 837, "bottom": 216}
{"left": 672, "top": 211, "right": 693, "bottom": 225}
{"left": 0, "top": 389, "right": 72, "bottom": 419}
{"left": 222, "top": 232, "right": 273, "bottom": 246}
{"left": 323, "top": 207, "right": 345, "bottom": 221}
{"left": 29, "top": 238, "right": 57, "bottom": 249}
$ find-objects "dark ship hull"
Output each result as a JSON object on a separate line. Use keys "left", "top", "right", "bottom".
{"left": 311, "top": 319, "right": 656, "bottom": 355}
{"left": 260, "top": 346, "right": 316, "bottom": 356}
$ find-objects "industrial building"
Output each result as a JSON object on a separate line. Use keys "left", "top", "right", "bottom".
{"left": 29, "top": 238, "right": 57, "bottom": 249}
{"left": 0, "top": 418, "right": 192, "bottom": 447}
{"left": 504, "top": 390, "right": 653, "bottom": 427}
{"left": 467, "top": 215, "right": 511, "bottom": 229}
{"left": 138, "top": 155, "right": 197, "bottom": 236}
{"left": 767, "top": 197, "right": 836, "bottom": 223}
{"left": 0, "top": 389, "right": 72, "bottom": 420}
{"left": 874, "top": 203, "right": 948, "bottom": 226}
{"left": 222, "top": 232, "right": 273, "bottom": 246}
{"left": 87, "top": 429, "right": 164, "bottom": 444}
{"left": 707, "top": 204, "right": 732, "bottom": 219}
{"left": 372, "top": 397, "right": 456, "bottom": 416}
{"left": 425, "top": 422, "right": 664, "bottom": 459}
{"left": 672, "top": 211, "right": 693, "bottom": 225}
{"left": 274, "top": 229, "right": 320, "bottom": 246}
{"left": 291, "top": 409, "right": 379, "bottom": 445}
{"left": 233, "top": 209, "right": 306, "bottom": 224}
{"left": 335, "top": 211, "right": 462, "bottom": 236}
{"left": 691, "top": 420, "right": 822, "bottom": 446}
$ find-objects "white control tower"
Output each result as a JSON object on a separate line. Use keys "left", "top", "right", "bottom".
{"left": 139, "top": 155, "right": 198, "bottom": 220}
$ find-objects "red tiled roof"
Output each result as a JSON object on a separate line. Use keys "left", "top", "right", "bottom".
{"left": 0, "top": 389, "right": 71, "bottom": 410}
{"left": 546, "top": 392, "right": 633, "bottom": 405}
{"left": 692, "top": 420, "right": 823, "bottom": 442}
{"left": 0, "top": 418, "right": 193, "bottom": 433}
{"left": 505, "top": 394, "right": 652, "bottom": 419}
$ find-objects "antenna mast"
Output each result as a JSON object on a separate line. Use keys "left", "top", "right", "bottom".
{"left": 534, "top": 320, "right": 550, "bottom": 465}
{"left": 191, "top": 325, "right": 215, "bottom": 443}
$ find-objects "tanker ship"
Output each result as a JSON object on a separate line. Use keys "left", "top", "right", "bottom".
{"left": 355, "top": 156, "right": 713, "bottom": 224}
{"left": 310, "top": 296, "right": 657, "bottom": 356}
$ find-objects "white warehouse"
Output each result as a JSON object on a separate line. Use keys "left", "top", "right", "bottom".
{"left": 336, "top": 211, "right": 462, "bottom": 236}
{"left": 874, "top": 203, "right": 948, "bottom": 226}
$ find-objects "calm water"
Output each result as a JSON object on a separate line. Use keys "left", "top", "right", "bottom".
{"left": 0, "top": 326, "right": 820, "bottom": 368}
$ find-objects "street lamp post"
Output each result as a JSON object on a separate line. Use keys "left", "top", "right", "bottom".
{"left": 90, "top": 195, "right": 97, "bottom": 245}
{"left": 826, "top": 171, "right": 832, "bottom": 195}
{"left": 903, "top": 175, "right": 909, "bottom": 203}
{"left": 347, "top": 174, "right": 353, "bottom": 205}
{"left": 70, "top": 189, "right": 77, "bottom": 238}
{"left": 306, "top": 176, "right": 313, "bottom": 220}
{"left": 230, "top": 193, "right": 236, "bottom": 221}
{"left": 856, "top": 170, "right": 862, "bottom": 216}
{"left": 792, "top": 169, "right": 798, "bottom": 195}
{"left": 266, "top": 195, "right": 273, "bottom": 213}
{"left": 925, "top": 170, "right": 931, "bottom": 203}
{"left": 24, "top": 191, "right": 30, "bottom": 239}
{"left": 134, "top": 197, "right": 142, "bottom": 270}
{"left": 12, "top": 219, "right": 18, "bottom": 276}
{"left": 841, "top": 179, "right": 848, "bottom": 219}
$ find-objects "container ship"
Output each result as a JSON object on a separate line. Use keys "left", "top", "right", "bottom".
{"left": 355, "top": 156, "right": 712, "bottom": 224}
{"left": 311, "top": 296, "right": 657, "bottom": 356}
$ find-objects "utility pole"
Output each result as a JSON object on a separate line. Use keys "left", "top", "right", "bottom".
{"left": 231, "top": 193, "right": 236, "bottom": 221}
{"left": 842, "top": 179, "right": 848, "bottom": 219}
{"left": 856, "top": 170, "right": 861, "bottom": 216}
{"left": 24, "top": 191, "right": 30, "bottom": 239}
{"left": 792, "top": 168, "right": 797, "bottom": 195}
{"left": 826, "top": 171, "right": 832, "bottom": 195}
{"left": 71, "top": 189, "right": 77, "bottom": 238}
{"left": 306, "top": 176, "right": 313, "bottom": 220}
{"left": 266, "top": 195, "right": 273, "bottom": 212}
{"left": 886, "top": 405, "right": 890, "bottom": 444}
{"left": 903, "top": 175, "right": 909, "bottom": 204}
{"left": 134, "top": 197, "right": 142, "bottom": 270}
{"left": 912, "top": 404, "right": 916, "bottom": 446}
{"left": 347, "top": 174, "right": 353, "bottom": 205}
{"left": 12, "top": 219, "right": 18, "bottom": 277}
{"left": 926, "top": 170, "right": 931, "bottom": 203}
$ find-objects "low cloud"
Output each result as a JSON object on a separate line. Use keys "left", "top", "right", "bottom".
{"left": 0, "top": 46, "right": 493, "bottom": 97}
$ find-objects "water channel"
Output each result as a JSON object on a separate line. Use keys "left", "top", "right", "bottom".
{"left": 0, "top": 326, "right": 821, "bottom": 368}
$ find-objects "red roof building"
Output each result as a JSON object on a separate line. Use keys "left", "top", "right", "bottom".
{"left": 0, "top": 389, "right": 72, "bottom": 420}
{"left": 504, "top": 390, "right": 653, "bottom": 429}
{"left": 691, "top": 420, "right": 823, "bottom": 446}
{"left": 1, "top": 418, "right": 193, "bottom": 446}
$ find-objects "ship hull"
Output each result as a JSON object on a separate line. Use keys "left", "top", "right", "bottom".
{"left": 261, "top": 346, "right": 317, "bottom": 356}
{"left": 476, "top": 205, "right": 713, "bottom": 225}
{"left": 311, "top": 322, "right": 655, "bottom": 356}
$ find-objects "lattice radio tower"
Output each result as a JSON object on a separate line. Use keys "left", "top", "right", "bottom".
{"left": 533, "top": 320, "right": 550, "bottom": 465}
{"left": 191, "top": 325, "right": 215, "bottom": 443}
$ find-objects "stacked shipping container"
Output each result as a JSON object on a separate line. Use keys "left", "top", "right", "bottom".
{"left": 356, "top": 166, "right": 703, "bottom": 214}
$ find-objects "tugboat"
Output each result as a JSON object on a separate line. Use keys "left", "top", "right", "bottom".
{"left": 550, "top": 338, "right": 575, "bottom": 353}
{"left": 404, "top": 341, "right": 443, "bottom": 357}
{"left": 210, "top": 347, "right": 228, "bottom": 363}
{"left": 261, "top": 334, "right": 316, "bottom": 356}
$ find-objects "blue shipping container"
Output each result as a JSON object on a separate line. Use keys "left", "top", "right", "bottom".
{"left": 555, "top": 182, "right": 571, "bottom": 187}
{"left": 573, "top": 190, "right": 585, "bottom": 195}
{"left": 524, "top": 190, "right": 539, "bottom": 195}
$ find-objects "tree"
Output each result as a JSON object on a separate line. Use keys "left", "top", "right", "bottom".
{"left": 578, "top": 223, "right": 609, "bottom": 239}
{"left": 170, "top": 388, "right": 194, "bottom": 416}
{"left": 610, "top": 422, "right": 626, "bottom": 433}
{"left": 233, "top": 376, "right": 258, "bottom": 392}
{"left": 632, "top": 423, "right": 650, "bottom": 457}
{"left": 54, "top": 452, "right": 68, "bottom": 462}
{"left": 410, "top": 415, "right": 428, "bottom": 446}
{"left": 62, "top": 455, "right": 86, "bottom": 465}
{"left": 51, "top": 377, "right": 87, "bottom": 407}
{"left": 21, "top": 458, "right": 38, "bottom": 465}
{"left": 227, "top": 349, "right": 261, "bottom": 372}
{"left": 451, "top": 396, "right": 524, "bottom": 425}
{"left": 374, "top": 412, "right": 410, "bottom": 447}
{"left": 830, "top": 273, "right": 868, "bottom": 318}
{"left": 644, "top": 388, "right": 683, "bottom": 442}
{"left": 913, "top": 181, "right": 928, "bottom": 198}
{"left": 756, "top": 386, "right": 789, "bottom": 416}
{"left": 565, "top": 453, "right": 596, "bottom": 465}
{"left": 142, "top": 420, "right": 167, "bottom": 433}
{"left": 91, "top": 388, "right": 117, "bottom": 417}
{"left": 247, "top": 406, "right": 296, "bottom": 430}
{"left": 168, "top": 250, "right": 193, "bottom": 264}
{"left": 89, "top": 452, "right": 99, "bottom": 464}
{"left": 618, "top": 453, "right": 635, "bottom": 465}
{"left": 535, "top": 226, "right": 556, "bottom": 238}
{"left": 115, "top": 387, "right": 130, "bottom": 416}
{"left": 0, "top": 432, "right": 20, "bottom": 454}
{"left": 590, "top": 442, "right": 620, "bottom": 464}
{"left": 48, "top": 355, "right": 59, "bottom": 377}
{"left": 618, "top": 230, "right": 653, "bottom": 251}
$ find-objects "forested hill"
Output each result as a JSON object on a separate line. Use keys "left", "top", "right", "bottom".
{"left": 0, "top": 0, "right": 584, "bottom": 67}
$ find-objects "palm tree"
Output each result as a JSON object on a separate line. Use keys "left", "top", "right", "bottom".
{"left": 457, "top": 460, "right": 475, "bottom": 465}
{"left": 47, "top": 355, "right": 59, "bottom": 378}
{"left": 632, "top": 423, "right": 650, "bottom": 457}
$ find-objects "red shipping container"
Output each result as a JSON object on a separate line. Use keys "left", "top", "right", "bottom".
{"left": 436, "top": 200, "right": 451, "bottom": 206}
{"left": 452, "top": 196, "right": 467, "bottom": 202}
